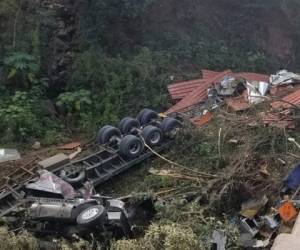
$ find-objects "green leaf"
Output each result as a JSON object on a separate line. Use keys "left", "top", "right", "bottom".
{"left": 75, "top": 101, "right": 81, "bottom": 111}
{"left": 7, "top": 68, "right": 17, "bottom": 79}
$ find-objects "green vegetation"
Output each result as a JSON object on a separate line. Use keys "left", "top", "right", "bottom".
{"left": 2, "top": 0, "right": 294, "bottom": 144}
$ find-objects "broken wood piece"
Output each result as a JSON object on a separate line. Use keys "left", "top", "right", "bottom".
{"left": 37, "top": 153, "right": 69, "bottom": 171}
{"left": 58, "top": 142, "right": 81, "bottom": 150}
{"left": 260, "top": 165, "right": 271, "bottom": 176}
{"left": 155, "top": 188, "right": 181, "bottom": 196}
{"left": 19, "top": 166, "right": 34, "bottom": 175}
{"left": 149, "top": 168, "right": 200, "bottom": 182}
{"left": 69, "top": 147, "right": 82, "bottom": 160}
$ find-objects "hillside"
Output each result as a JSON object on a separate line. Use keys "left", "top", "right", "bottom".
{"left": 0, "top": 1, "right": 300, "bottom": 249}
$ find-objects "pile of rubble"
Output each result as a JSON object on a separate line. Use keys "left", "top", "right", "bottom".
{"left": 165, "top": 69, "right": 300, "bottom": 249}
{"left": 166, "top": 69, "right": 300, "bottom": 129}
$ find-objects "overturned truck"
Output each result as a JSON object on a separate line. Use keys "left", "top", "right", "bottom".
{"left": 0, "top": 109, "right": 180, "bottom": 238}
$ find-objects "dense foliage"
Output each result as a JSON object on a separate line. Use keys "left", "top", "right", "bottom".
{"left": 0, "top": 0, "right": 299, "bottom": 144}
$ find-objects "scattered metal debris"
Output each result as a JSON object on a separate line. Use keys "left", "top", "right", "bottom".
{"left": 270, "top": 70, "right": 300, "bottom": 86}
{"left": 0, "top": 149, "right": 21, "bottom": 163}
{"left": 211, "top": 230, "right": 227, "bottom": 250}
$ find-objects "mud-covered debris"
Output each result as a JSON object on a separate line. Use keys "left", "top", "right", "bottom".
{"left": 239, "top": 195, "right": 268, "bottom": 219}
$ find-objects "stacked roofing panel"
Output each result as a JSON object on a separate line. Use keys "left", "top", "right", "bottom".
{"left": 167, "top": 79, "right": 204, "bottom": 101}
{"left": 201, "top": 69, "right": 222, "bottom": 79}
{"left": 165, "top": 70, "right": 232, "bottom": 114}
{"left": 271, "top": 89, "right": 300, "bottom": 109}
{"left": 167, "top": 70, "right": 270, "bottom": 102}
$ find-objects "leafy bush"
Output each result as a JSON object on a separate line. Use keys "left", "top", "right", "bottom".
{"left": 111, "top": 223, "right": 201, "bottom": 250}
{"left": 0, "top": 91, "right": 42, "bottom": 142}
{"left": 57, "top": 89, "right": 92, "bottom": 113}
{"left": 0, "top": 227, "right": 38, "bottom": 250}
{"left": 56, "top": 89, "right": 93, "bottom": 131}
{"left": 4, "top": 52, "right": 39, "bottom": 89}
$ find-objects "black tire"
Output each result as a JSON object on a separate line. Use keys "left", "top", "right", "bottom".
{"left": 119, "top": 135, "right": 144, "bottom": 158}
{"left": 76, "top": 205, "right": 106, "bottom": 226}
{"left": 136, "top": 108, "right": 150, "bottom": 123}
{"left": 60, "top": 170, "right": 85, "bottom": 184}
{"left": 119, "top": 117, "right": 140, "bottom": 134}
{"left": 160, "top": 118, "right": 181, "bottom": 138}
{"left": 96, "top": 125, "right": 111, "bottom": 143}
{"left": 97, "top": 125, "right": 121, "bottom": 144}
{"left": 142, "top": 125, "right": 163, "bottom": 147}
{"left": 137, "top": 108, "right": 158, "bottom": 125}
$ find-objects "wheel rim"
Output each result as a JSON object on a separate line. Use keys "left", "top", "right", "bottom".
{"left": 150, "top": 131, "right": 161, "bottom": 144}
{"left": 81, "top": 207, "right": 99, "bottom": 220}
{"left": 129, "top": 142, "right": 141, "bottom": 155}
{"left": 168, "top": 128, "right": 178, "bottom": 138}
{"left": 109, "top": 135, "right": 117, "bottom": 142}
{"left": 129, "top": 126, "right": 138, "bottom": 133}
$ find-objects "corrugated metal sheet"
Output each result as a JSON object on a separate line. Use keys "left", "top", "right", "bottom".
{"left": 233, "top": 72, "right": 269, "bottom": 83}
{"left": 260, "top": 112, "right": 295, "bottom": 129}
{"left": 201, "top": 69, "right": 221, "bottom": 79}
{"left": 271, "top": 89, "right": 300, "bottom": 109}
{"left": 201, "top": 70, "right": 269, "bottom": 83}
{"left": 167, "top": 71, "right": 269, "bottom": 101}
{"left": 167, "top": 79, "right": 204, "bottom": 101}
{"left": 165, "top": 70, "right": 232, "bottom": 114}
{"left": 225, "top": 93, "right": 250, "bottom": 111}
{"left": 270, "top": 85, "right": 300, "bottom": 98}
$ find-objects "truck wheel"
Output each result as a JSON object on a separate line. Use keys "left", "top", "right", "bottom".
{"left": 71, "top": 202, "right": 97, "bottom": 221}
{"left": 142, "top": 125, "right": 162, "bottom": 147}
{"left": 76, "top": 205, "right": 106, "bottom": 226}
{"left": 119, "top": 117, "right": 140, "bottom": 134}
{"left": 97, "top": 125, "right": 121, "bottom": 144}
{"left": 119, "top": 135, "right": 144, "bottom": 158}
{"left": 160, "top": 118, "right": 181, "bottom": 138}
{"left": 96, "top": 125, "right": 111, "bottom": 143}
{"left": 60, "top": 170, "right": 85, "bottom": 184}
{"left": 137, "top": 108, "right": 158, "bottom": 125}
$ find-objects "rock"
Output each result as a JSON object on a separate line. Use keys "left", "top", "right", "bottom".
{"left": 32, "top": 141, "right": 41, "bottom": 150}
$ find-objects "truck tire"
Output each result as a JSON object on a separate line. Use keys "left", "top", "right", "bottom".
{"left": 119, "top": 135, "right": 144, "bottom": 158}
{"left": 71, "top": 201, "right": 98, "bottom": 221}
{"left": 160, "top": 118, "right": 180, "bottom": 138}
{"left": 60, "top": 170, "right": 85, "bottom": 184}
{"left": 97, "top": 125, "right": 121, "bottom": 144}
{"left": 142, "top": 125, "right": 162, "bottom": 147}
{"left": 76, "top": 205, "right": 106, "bottom": 226}
{"left": 137, "top": 108, "right": 158, "bottom": 125}
{"left": 96, "top": 125, "right": 111, "bottom": 144}
{"left": 119, "top": 117, "right": 139, "bottom": 134}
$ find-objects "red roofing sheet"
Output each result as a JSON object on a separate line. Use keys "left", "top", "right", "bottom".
{"left": 167, "top": 79, "right": 204, "bottom": 101}
{"left": 165, "top": 70, "right": 232, "bottom": 114}
{"left": 233, "top": 72, "right": 269, "bottom": 83}
{"left": 225, "top": 92, "right": 250, "bottom": 111}
{"left": 190, "top": 112, "right": 213, "bottom": 127}
{"left": 167, "top": 71, "right": 269, "bottom": 102}
{"left": 260, "top": 112, "right": 295, "bottom": 129}
{"left": 271, "top": 88, "right": 300, "bottom": 110}
{"left": 201, "top": 69, "right": 221, "bottom": 79}
{"left": 270, "top": 85, "right": 300, "bottom": 98}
